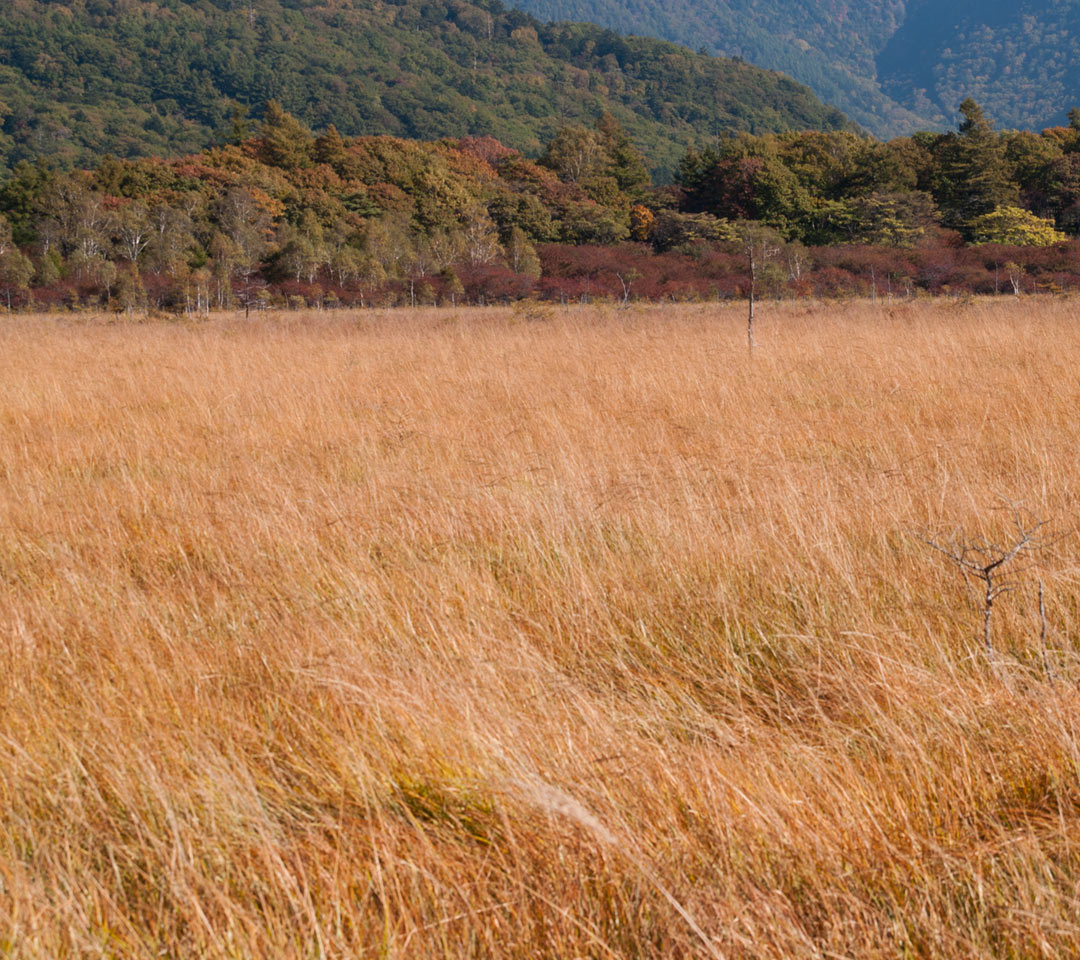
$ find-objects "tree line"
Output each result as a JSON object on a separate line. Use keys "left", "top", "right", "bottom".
{"left": 2, "top": 100, "right": 1080, "bottom": 311}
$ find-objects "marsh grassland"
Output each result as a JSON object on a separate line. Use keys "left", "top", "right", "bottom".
{"left": 3, "top": 299, "right": 1080, "bottom": 957}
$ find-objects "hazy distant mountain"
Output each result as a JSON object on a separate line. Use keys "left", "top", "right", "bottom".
{"left": 506, "top": 0, "right": 1080, "bottom": 137}
{"left": 877, "top": 0, "right": 1080, "bottom": 133}
{"left": 0, "top": 0, "right": 849, "bottom": 180}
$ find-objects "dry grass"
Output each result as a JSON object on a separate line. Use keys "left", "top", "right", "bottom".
{"left": 2, "top": 298, "right": 1080, "bottom": 957}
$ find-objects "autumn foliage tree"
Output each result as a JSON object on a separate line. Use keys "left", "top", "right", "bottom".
{"left": 971, "top": 206, "right": 1067, "bottom": 246}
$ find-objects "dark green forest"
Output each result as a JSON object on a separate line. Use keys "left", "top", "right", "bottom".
{"left": 0, "top": 0, "right": 849, "bottom": 182}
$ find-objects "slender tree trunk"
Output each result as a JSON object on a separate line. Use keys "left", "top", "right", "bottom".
{"left": 1039, "top": 578, "right": 1053, "bottom": 683}
{"left": 747, "top": 280, "right": 755, "bottom": 352}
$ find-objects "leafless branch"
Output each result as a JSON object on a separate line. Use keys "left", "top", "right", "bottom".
{"left": 916, "top": 502, "right": 1049, "bottom": 656}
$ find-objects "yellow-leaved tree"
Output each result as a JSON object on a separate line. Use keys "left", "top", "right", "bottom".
{"left": 971, "top": 205, "right": 1066, "bottom": 246}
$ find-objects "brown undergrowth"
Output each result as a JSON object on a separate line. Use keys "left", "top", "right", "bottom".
{"left": 2, "top": 298, "right": 1080, "bottom": 957}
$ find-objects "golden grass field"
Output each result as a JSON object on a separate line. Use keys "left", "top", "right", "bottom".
{"left": 2, "top": 298, "right": 1080, "bottom": 958}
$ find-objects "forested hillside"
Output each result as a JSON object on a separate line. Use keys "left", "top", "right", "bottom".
{"left": 0, "top": 0, "right": 849, "bottom": 181}
{"left": 511, "top": 0, "right": 929, "bottom": 138}
{"left": 507, "top": 0, "right": 1080, "bottom": 138}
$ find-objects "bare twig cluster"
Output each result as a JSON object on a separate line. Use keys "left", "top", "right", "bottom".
{"left": 918, "top": 501, "right": 1049, "bottom": 657}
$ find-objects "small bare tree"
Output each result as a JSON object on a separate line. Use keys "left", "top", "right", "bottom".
{"left": 735, "top": 222, "right": 783, "bottom": 351}
{"left": 615, "top": 268, "right": 640, "bottom": 307}
{"left": 785, "top": 241, "right": 810, "bottom": 286}
{"left": 918, "top": 503, "right": 1047, "bottom": 656}
{"left": 1004, "top": 260, "right": 1024, "bottom": 297}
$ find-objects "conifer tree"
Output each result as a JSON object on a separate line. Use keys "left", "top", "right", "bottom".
{"left": 258, "top": 101, "right": 315, "bottom": 169}
{"left": 935, "top": 99, "right": 1018, "bottom": 235}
